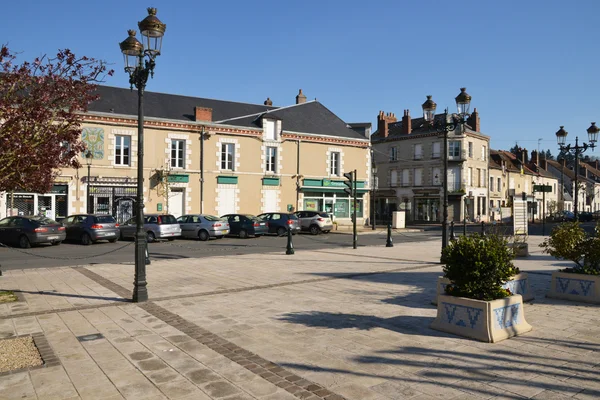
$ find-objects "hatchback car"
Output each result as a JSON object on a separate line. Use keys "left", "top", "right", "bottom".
{"left": 221, "top": 214, "right": 268, "bottom": 238}
{"left": 578, "top": 212, "right": 593, "bottom": 222}
{"left": 257, "top": 212, "right": 301, "bottom": 236}
{"left": 119, "top": 214, "right": 181, "bottom": 242}
{"left": 177, "top": 214, "right": 230, "bottom": 241}
{"left": 62, "top": 214, "right": 120, "bottom": 245}
{"left": 0, "top": 215, "right": 66, "bottom": 248}
{"left": 295, "top": 211, "right": 334, "bottom": 235}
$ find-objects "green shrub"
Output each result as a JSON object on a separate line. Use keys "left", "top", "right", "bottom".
{"left": 540, "top": 222, "right": 600, "bottom": 275}
{"left": 441, "top": 233, "right": 518, "bottom": 301}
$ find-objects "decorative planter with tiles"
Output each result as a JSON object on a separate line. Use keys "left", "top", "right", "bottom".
{"left": 547, "top": 271, "right": 600, "bottom": 304}
{"left": 432, "top": 273, "right": 533, "bottom": 305}
{"left": 431, "top": 294, "right": 532, "bottom": 342}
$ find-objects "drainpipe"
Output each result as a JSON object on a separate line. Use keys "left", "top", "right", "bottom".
{"left": 200, "top": 125, "right": 205, "bottom": 214}
{"left": 296, "top": 140, "right": 301, "bottom": 209}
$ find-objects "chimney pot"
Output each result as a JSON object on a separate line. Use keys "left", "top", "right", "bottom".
{"left": 264, "top": 97, "right": 273, "bottom": 106}
{"left": 296, "top": 89, "right": 307, "bottom": 104}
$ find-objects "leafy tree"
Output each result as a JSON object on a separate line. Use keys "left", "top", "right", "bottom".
{"left": 509, "top": 143, "right": 520, "bottom": 156}
{"left": 544, "top": 149, "right": 554, "bottom": 160}
{"left": 0, "top": 46, "right": 112, "bottom": 193}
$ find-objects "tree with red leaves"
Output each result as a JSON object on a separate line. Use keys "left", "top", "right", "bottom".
{"left": 0, "top": 46, "right": 113, "bottom": 193}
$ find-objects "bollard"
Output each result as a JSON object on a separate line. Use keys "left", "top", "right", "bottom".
{"left": 386, "top": 222, "right": 394, "bottom": 247}
{"left": 481, "top": 221, "right": 486, "bottom": 236}
{"left": 450, "top": 221, "right": 456, "bottom": 241}
{"left": 286, "top": 226, "right": 295, "bottom": 255}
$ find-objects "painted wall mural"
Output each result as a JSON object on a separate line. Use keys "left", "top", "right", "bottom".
{"left": 82, "top": 127, "right": 105, "bottom": 159}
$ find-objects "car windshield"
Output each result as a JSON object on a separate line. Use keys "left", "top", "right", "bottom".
{"left": 203, "top": 215, "right": 222, "bottom": 222}
{"left": 29, "top": 216, "right": 59, "bottom": 225}
{"left": 158, "top": 215, "right": 177, "bottom": 224}
{"left": 95, "top": 216, "right": 116, "bottom": 223}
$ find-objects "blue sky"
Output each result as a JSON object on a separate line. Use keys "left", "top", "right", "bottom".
{"left": 2, "top": 0, "right": 599, "bottom": 154}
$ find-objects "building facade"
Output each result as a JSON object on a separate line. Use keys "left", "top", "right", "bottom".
{"left": 0, "top": 87, "right": 371, "bottom": 225}
{"left": 371, "top": 107, "right": 490, "bottom": 222}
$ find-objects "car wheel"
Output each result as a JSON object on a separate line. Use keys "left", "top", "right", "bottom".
{"left": 198, "top": 230, "right": 210, "bottom": 241}
{"left": 276, "top": 227, "right": 287, "bottom": 237}
{"left": 51, "top": 241, "right": 61, "bottom": 246}
{"left": 81, "top": 233, "right": 92, "bottom": 246}
{"left": 309, "top": 225, "right": 321, "bottom": 235}
{"left": 19, "top": 235, "right": 31, "bottom": 249}
{"left": 147, "top": 232, "right": 156, "bottom": 243}
{"left": 239, "top": 229, "right": 248, "bottom": 239}
{"left": 108, "top": 238, "right": 118, "bottom": 243}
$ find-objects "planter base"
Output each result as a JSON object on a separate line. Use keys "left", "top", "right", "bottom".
{"left": 432, "top": 273, "right": 533, "bottom": 305}
{"left": 547, "top": 271, "right": 600, "bottom": 304}
{"left": 431, "top": 294, "right": 532, "bottom": 343}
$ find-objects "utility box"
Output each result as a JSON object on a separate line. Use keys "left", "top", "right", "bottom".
{"left": 392, "top": 211, "right": 405, "bottom": 229}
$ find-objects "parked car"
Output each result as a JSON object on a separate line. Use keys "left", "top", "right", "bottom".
{"left": 551, "top": 210, "right": 575, "bottom": 222}
{"left": 221, "top": 214, "right": 268, "bottom": 238}
{"left": 119, "top": 214, "right": 181, "bottom": 242}
{"left": 0, "top": 215, "right": 66, "bottom": 248}
{"left": 578, "top": 212, "right": 593, "bottom": 222}
{"left": 62, "top": 214, "right": 120, "bottom": 245}
{"left": 257, "top": 212, "right": 301, "bottom": 236}
{"left": 295, "top": 211, "right": 334, "bottom": 235}
{"left": 177, "top": 214, "right": 230, "bottom": 241}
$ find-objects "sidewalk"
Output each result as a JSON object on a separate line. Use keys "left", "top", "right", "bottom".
{"left": 0, "top": 237, "right": 599, "bottom": 399}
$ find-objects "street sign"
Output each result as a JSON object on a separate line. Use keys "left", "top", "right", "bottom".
{"left": 533, "top": 185, "right": 552, "bottom": 193}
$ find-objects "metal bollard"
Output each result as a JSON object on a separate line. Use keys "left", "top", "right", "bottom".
{"left": 286, "top": 226, "right": 295, "bottom": 255}
{"left": 450, "top": 221, "right": 456, "bottom": 241}
{"left": 481, "top": 221, "right": 486, "bottom": 236}
{"left": 386, "top": 222, "right": 394, "bottom": 247}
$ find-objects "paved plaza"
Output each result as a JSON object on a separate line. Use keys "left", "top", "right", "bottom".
{"left": 0, "top": 235, "right": 599, "bottom": 400}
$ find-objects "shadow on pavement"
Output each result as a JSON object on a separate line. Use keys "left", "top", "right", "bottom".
{"left": 11, "top": 289, "right": 129, "bottom": 303}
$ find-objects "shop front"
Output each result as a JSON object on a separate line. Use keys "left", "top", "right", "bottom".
{"left": 412, "top": 189, "right": 441, "bottom": 222}
{"left": 4, "top": 184, "right": 69, "bottom": 220}
{"left": 87, "top": 177, "right": 138, "bottom": 223}
{"left": 300, "top": 178, "right": 368, "bottom": 223}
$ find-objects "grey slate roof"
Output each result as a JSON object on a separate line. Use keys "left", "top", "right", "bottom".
{"left": 88, "top": 85, "right": 365, "bottom": 140}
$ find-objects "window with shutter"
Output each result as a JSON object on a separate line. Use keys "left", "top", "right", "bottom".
{"left": 390, "top": 170, "right": 398, "bottom": 186}
{"left": 414, "top": 168, "right": 422, "bottom": 186}
{"left": 402, "top": 169, "right": 409, "bottom": 186}
{"left": 432, "top": 142, "right": 441, "bottom": 158}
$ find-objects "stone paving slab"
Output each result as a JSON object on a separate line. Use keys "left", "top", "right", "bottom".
{"left": 0, "top": 236, "right": 598, "bottom": 399}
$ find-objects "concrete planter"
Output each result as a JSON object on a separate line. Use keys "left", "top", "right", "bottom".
{"left": 431, "top": 294, "right": 532, "bottom": 342}
{"left": 547, "top": 271, "right": 600, "bottom": 304}
{"left": 507, "top": 243, "right": 529, "bottom": 257}
{"left": 432, "top": 272, "right": 533, "bottom": 305}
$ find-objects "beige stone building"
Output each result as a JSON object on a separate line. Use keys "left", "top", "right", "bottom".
{"left": 0, "top": 87, "right": 371, "bottom": 225}
{"left": 371, "top": 107, "right": 490, "bottom": 222}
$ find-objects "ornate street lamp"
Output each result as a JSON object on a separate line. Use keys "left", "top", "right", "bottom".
{"left": 119, "top": 7, "right": 166, "bottom": 303}
{"left": 422, "top": 88, "right": 472, "bottom": 251}
{"left": 85, "top": 151, "right": 93, "bottom": 213}
{"left": 556, "top": 123, "right": 597, "bottom": 219}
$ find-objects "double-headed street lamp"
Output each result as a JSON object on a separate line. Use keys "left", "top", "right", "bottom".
{"left": 85, "top": 151, "right": 93, "bottom": 213}
{"left": 555, "top": 123, "right": 598, "bottom": 220}
{"left": 119, "top": 7, "right": 166, "bottom": 303}
{"left": 421, "top": 88, "right": 472, "bottom": 251}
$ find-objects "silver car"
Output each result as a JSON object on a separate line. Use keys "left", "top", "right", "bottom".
{"left": 177, "top": 214, "right": 230, "bottom": 241}
{"left": 294, "top": 211, "right": 334, "bottom": 235}
{"left": 119, "top": 214, "right": 181, "bottom": 242}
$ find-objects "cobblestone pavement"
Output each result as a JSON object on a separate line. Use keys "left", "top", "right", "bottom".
{"left": 0, "top": 236, "right": 599, "bottom": 400}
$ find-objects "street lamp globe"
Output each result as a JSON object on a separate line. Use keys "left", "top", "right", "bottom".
{"left": 422, "top": 95, "right": 437, "bottom": 123}
{"left": 138, "top": 7, "right": 166, "bottom": 56}
{"left": 455, "top": 87, "right": 472, "bottom": 118}
{"left": 119, "top": 30, "right": 143, "bottom": 72}
{"left": 85, "top": 150, "right": 93, "bottom": 166}
{"left": 587, "top": 122, "right": 599, "bottom": 144}
{"left": 555, "top": 126, "right": 568, "bottom": 146}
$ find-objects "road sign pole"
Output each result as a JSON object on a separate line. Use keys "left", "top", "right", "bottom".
{"left": 353, "top": 169, "right": 357, "bottom": 250}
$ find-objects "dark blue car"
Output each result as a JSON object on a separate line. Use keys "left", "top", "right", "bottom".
{"left": 221, "top": 214, "right": 268, "bottom": 238}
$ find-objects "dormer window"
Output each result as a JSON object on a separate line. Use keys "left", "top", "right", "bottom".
{"left": 265, "top": 119, "right": 276, "bottom": 141}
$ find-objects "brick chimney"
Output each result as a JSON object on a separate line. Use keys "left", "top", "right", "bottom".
{"left": 194, "top": 106, "right": 212, "bottom": 122}
{"left": 561, "top": 158, "right": 567, "bottom": 168}
{"left": 264, "top": 97, "right": 273, "bottom": 106}
{"left": 467, "top": 108, "right": 480, "bottom": 132}
{"left": 377, "top": 111, "right": 397, "bottom": 138}
{"left": 530, "top": 150, "right": 539, "bottom": 165}
{"left": 540, "top": 157, "right": 547, "bottom": 170}
{"left": 518, "top": 147, "right": 528, "bottom": 164}
{"left": 401, "top": 110, "right": 412, "bottom": 134}
{"left": 296, "top": 89, "right": 307, "bottom": 104}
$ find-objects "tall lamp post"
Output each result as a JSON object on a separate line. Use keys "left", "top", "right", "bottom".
{"left": 119, "top": 7, "right": 166, "bottom": 303}
{"left": 85, "top": 151, "right": 93, "bottom": 213}
{"left": 555, "top": 123, "right": 598, "bottom": 220}
{"left": 421, "top": 88, "right": 472, "bottom": 251}
{"left": 371, "top": 150, "right": 378, "bottom": 230}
